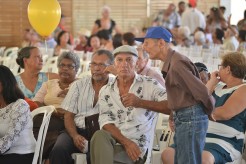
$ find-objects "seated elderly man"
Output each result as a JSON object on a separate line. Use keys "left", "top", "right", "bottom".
{"left": 49, "top": 50, "right": 114, "bottom": 164}
{"left": 90, "top": 45, "right": 167, "bottom": 164}
{"left": 136, "top": 45, "right": 165, "bottom": 87}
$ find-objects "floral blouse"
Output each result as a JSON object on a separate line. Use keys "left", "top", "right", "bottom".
{"left": 0, "top": 99, "right": 36, "bottom": 154}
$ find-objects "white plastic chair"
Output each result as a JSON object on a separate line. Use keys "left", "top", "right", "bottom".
{"left": 0, "top": 46, "right": 6, "bottom": 56}
{"left": 72, "top": 114, "right": 159, "bottom": 164}
{"left": 145, "top": 114, "right": 159, "bottom": 164}
{"left": 2, "top": 47, "right": 18, "bottom": 58}
{"left": 31, "top": 105, "right": 55, "bottom": 164}
{"left": 226, "top": 132, "right": 246, "bottom": 164}
{"left": 41, "top": 56, "right": 58, "bottom": 73}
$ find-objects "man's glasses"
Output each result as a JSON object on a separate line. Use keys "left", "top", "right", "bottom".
{"left": 58, "top": 64, "right": 76, "bottom": 70}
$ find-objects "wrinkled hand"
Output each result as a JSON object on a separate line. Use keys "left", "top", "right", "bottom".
{"left": 209, "top": 71, "right": 220, "bottom": 84}
{"left": 123, "top": 139, "right": 141, "bottom": 162}
{"left": 104, "top": 65, "right": 117, "bottom": 75}
{"left": 121, "top": 93, "right": 141, "bottom": 108}
{"left": 72, "top": 134, "right": 86, "bottom": 153}
{"left": 57, "top": 89, "right": 69, "bottom": 98}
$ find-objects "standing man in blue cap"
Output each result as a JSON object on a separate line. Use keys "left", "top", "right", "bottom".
{"left": 135, "top": 27, "right": 215, "bottom": 164}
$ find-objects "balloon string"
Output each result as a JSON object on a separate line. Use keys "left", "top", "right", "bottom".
{"left": 45, "top": 39, "right": 48, "bottom": 53}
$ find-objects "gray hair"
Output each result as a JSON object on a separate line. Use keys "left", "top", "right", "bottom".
{"left": 178, "top": 26, "right": 191, "bottom": 38}
{"left": 101, "top": 5, "right": 111, "bottom": 13}
{"left": 57, "top": 51, "right": 80, "bottom": 72}
{"left": 194, "top": 31, "right": 206, "bottom": 44}
{"left": 93, "top": 49, "right": 114, "bottom": 64}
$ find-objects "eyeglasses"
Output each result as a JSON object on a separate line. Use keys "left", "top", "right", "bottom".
{"left": 58, "top": 64, "right": 76, "bottom": 70}
{"left": 89, "top": 62, "right": 109, "bottom": 68}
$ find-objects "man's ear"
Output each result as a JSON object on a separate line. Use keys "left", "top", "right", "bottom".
{"left": 158, "top": 39, "right": 166, "bottom": 48}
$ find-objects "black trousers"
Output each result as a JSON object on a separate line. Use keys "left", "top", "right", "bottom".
{"left": 0, "top": 153, "right": 34, "bottom": 164}
{"left": 49, "top": 128, "right": 90, "bottom": 164}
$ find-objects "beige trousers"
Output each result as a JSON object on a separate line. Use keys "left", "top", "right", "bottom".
{"left": 90, "top": 130, "right": 147, "bottom": 164}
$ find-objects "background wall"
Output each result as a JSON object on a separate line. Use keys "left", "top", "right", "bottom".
{"left": 0, "top": 0, "right": 220, "bottom": 47}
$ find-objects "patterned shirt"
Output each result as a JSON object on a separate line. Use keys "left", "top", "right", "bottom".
{"left": 15, "top": 72, "right": 48, "bottom": 99}
{"left": 139, "top": 65, "right": 165, "bottom": 87}
{"left": 99, "top": 74, "right": 167, "bottom": 157}
{"left": 0, "top": 99, "right": 36, "bottom": 154}
{"left": 61, "top": 75, "right": 113, "bottom": 128}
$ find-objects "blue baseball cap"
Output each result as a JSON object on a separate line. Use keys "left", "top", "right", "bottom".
{"left": 135, "top": 26, "right": 173, "bottom": 43}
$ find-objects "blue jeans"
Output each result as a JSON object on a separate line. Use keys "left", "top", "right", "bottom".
{"left": 173, "top": 104, "right": 208, "bottom": 164}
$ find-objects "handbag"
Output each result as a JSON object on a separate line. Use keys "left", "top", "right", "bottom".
{"left": 85, "top": 113, "right": 100, "bottom": 140}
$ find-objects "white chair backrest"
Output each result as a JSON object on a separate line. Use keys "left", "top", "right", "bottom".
{"left": 3, "top": 47, "right": 18, "bottom": 58}
{"left": 145, "top": 114, "right": 159, "bottom": 164}
{"left": 80, "top": 61, "right": 90, "bottom": 73}
{"left": 31, "top": 105, "right": 55, "bottom": 164}
{"left": 41, "top": 56, "right": 58, "bottom": 73}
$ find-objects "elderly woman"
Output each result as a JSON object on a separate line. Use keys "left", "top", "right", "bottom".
{"left": 194, "top": 31, "right": 209, "bottom": 48}
{"left": 162, "top": 52, "right": 246, "bottom": 164}
{"left": 32, "top": 51, "right": 80, "bottom": 160}
{"left": 15, "top": 46, "right": 58, "bottom": 99}
{"left": 33, "top": 51, "right": 80, "bottom": 115}
{"left": 177, "top": 26, "right": 192, "bottom": 47}
{"left": 0, "top": 65, "right": 36, "bottom": 164}
{"left": 91, "top": 5, "right": 121, "bottom": 35}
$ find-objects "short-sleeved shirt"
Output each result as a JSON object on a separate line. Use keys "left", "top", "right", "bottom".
{"left": 162, "top": 48, "right": 214, "bottom": 114}
{"left": 98, "top": 74, "right": 167, "bottom": 157}
{"left": 33, "top": 79, "right": 72, "bottom": 108}
{"left": 16, "top": 72, "right": 48, "bottom": 99}
{"left": 61, "top": 75, "right": 113, "bottom": 128}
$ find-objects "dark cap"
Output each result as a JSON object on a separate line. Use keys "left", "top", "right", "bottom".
{"left": 135, "top": 26, "right": 172, "bottom": 43}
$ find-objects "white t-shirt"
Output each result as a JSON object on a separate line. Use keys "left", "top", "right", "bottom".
{"left": 181, "top": 8, "right": 206, "bottom": 33}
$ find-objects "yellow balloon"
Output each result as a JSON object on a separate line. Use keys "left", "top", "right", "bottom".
{"left": 28, "top": 0, "right": 61, "bottom": 37}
